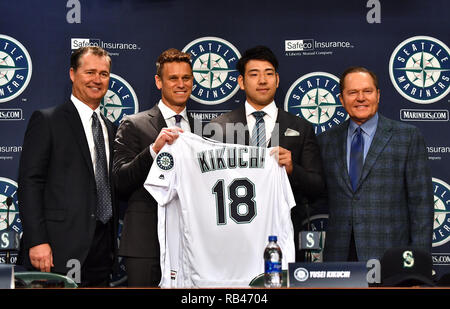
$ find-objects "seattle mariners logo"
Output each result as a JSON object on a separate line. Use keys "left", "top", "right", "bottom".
{"left": 389, "top": 36, "right": 450, "bottom": 104}
{"left": 301, "top": 214, "right": 328, "bottom": 262}
{"left": 284, "top": 72, "right": 348, "bottom": 134}
{"left": 182, "top": 37, "right": 241, "bottom": 105}
{"left": 433, "top": 177, "right": 450, "bottom": 247}
{"left": 156, "top": 152, "right": 174, "bottom": 171}
{"left": 0, "top": 35, "right": 32, "bottom": 103}
{"left": 294, "top": 268, "right": 309, "bottom": 282}
{"left": 0, "top": 177, "right": 21, "bottom": 237}
{"left": 100, "top": 73, "right": 139, "bottom": 126}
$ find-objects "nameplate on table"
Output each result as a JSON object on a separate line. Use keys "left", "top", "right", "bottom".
{"left": 288, "top": 262, "right": 368, "bottom": 287}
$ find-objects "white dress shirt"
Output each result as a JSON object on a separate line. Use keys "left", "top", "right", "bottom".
{"left": 245, "top": 101, "right": 278, "bottom": 147}
{"left": 157, "top": 100, "right": 191, "bottom": 132}
{"left": 71, "top": 94, "right": 110, "bottom": 173}
{"left": 149, "top": 100, "right": 191, "bottom": 158}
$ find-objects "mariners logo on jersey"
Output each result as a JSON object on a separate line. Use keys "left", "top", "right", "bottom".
{"left": 182, "top": 37, "right": 241, "bottom": 105}
{"left": 284, "top": 72, "right": 348, "bottom": 135}
{"left": 0, "top": 35, "right": 32, "bottom": 103}
{"left": 100, "top": 73, "right": 139, "bottom": 126}
{"left": 156, "top": 152, "right": 174, "bottom": 171}
{"left": 389, "top": 36, "right": 450, "bottom": 104}
{"left": 433, "top": 177, "right": 450, "bottom": 247}
{"left": 0, "top": 177, "right": 21, "bottom": 237}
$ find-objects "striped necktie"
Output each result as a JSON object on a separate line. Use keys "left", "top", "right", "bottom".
{"left": 250, "top": 111, "right": 266, "bottom": 147}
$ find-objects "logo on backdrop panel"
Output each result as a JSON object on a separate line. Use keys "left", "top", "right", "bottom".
{"left": 0, "top": 35, "right": 32, "bottom": 103}
{"left": 284, "top": 72, "right": 348, "bottom": 134}
{"left": 433, "top": 177, "right": 450, "bottom": 247}
{"left": 389, "top": 36, "right": 450, "bottom": 104}
{"left": 0, "top": 177, "right": 21, "bottom": 237}
{"left": 182, "top": 37, "right": 241, "bottom": 105}
{"left": 100, "top": 73, "right": 139, "bottom": 126}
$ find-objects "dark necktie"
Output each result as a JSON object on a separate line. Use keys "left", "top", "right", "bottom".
{"left": 250, "top": 111, "right": 266, "bottom": 147}
{"left": 91, "top": 112, "right": 113, "bottom": 224}
{"left": 174, "top": 114, "right": 182, "bottom": 128}
{"left": 349, "top": 126, "right": 364, "bottom": 192}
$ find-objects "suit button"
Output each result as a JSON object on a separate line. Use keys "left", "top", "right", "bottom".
{"left": 91, "top": 214, "right": 95, "bottom": 218}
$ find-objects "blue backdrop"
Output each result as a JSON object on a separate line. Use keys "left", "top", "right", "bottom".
{"left": 1, "top": 0, "right": 449, "bottom": 284}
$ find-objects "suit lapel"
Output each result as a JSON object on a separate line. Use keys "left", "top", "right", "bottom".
{"left": 64, "top": 101, "right": 95, "bottom": 176}
{"left": 148, "top": 104, "right": 167, "bottom": 131}
{"left": 228, "top": 106, "right": 249, "bottom": 145}
{"left": 100, "top": 113, "right": 116, "bottom": 171}
{"left": 335, "top": 120, "right": 352, "bottom": 192}
{"left": 359, "top": 115, "right": 392, "bottom": 186}
{"left": 270, "top": 109, "right": 284, "bottom": 147}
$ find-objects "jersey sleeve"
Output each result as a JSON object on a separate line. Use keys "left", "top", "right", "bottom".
{"left": 144, "top": 143, "right": 179, "bottom": 206}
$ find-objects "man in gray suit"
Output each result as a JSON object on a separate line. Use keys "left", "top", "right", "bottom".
{"left": 317, "top": 66, "right": 433, "bottom": 262}
{"left": 113, "top": 48, "right": 195, "bottom": 286}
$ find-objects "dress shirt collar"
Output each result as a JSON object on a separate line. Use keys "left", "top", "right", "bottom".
{"left": 348, "top": 112, "right": 378, "bottom": 138}
{"left": 158, "top": 99, "right": 188, "bottom": 121}
{"left": 244, "top": 101, "right": 278, "bottom": 121}
{"left": 71, "top": 94, "right": 102, "bottom": 121}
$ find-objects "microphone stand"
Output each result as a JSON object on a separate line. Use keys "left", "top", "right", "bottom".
{"left": 303, "top": 198, "right": 312, "bottom": 263}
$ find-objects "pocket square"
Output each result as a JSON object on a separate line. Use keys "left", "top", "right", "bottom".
{"left": 284, "top": 128, "right": 300, "bottom": 136}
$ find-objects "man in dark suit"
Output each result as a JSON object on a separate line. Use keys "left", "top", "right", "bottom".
{"left": 18, "top": 46, "right": 118, "bottom": 286}
{"left": 113, "top": 48, "right": 196, "bottom": 286}
{"left": 317, "top": 66, "right": 434, "bottom": 262}
{"left": 210, "top": 46, "right": 325, "bottom": 260}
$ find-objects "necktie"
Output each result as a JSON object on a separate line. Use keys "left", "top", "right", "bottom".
{"left": 250, "top": 111, "right": 266, "bottom": 147}
{"left": 349, "top": 127, "right": 364, "bottom": 192}
{"left": 174, "top": 114, "right": 182, "bottom": 128}
{"left": 91, "top": 112, "right": 113, "bottom": 223}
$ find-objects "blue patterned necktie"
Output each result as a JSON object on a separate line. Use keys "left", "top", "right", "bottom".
{"left": 250, "top": 111, "right": 266, "bottom": 147}
{"left": 349, "top": 126, "right": 364, "bottom": 192}
{"left": 91, "top": 112, "right": 113, "bottom": 224}
{"left": 174, "top": 114, "right": 182, "bottom": 128}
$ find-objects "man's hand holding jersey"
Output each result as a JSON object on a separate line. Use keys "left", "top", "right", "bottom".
{"left": 152, "top": 127, "right": 184, "bottom": 154}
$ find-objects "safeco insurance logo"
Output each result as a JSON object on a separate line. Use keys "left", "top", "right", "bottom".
{"left": 71, "top": 38, "right": 140, "bottom": 51}
{"left": 389, "top": 36, "right": 450, "bottom": 104}
{"left": 285, "top": 38, "right": 354, "bottom": 57}
{"left": 183, "top": 37, "right": 241, "bottom": 105}
{"left": 0, "top": 34, "right": 32, "bottom": 103}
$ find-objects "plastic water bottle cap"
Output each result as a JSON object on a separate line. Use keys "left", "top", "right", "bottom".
{"left": 268, "top": 235, "right": 277, "bottom": 242}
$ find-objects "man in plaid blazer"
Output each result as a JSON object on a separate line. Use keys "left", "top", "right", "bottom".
{"left": 317, "top": 66, "right": 433, "bottom": 262}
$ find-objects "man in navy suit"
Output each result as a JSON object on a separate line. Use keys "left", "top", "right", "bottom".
{"left": 210, "top": 46, "right": 325, "bottom": 260}
{"left": 317, "top": 66, "right": 433, "bottom": 262}
{"left": 18, "top": 46, "right": 118, "bottom": 286}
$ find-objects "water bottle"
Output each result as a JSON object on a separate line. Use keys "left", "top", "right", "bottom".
{"left": 264, "top": 235, "right": 282, "bottom": 287}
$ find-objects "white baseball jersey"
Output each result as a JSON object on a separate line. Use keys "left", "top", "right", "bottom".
{"left": 144, "top": 132, "right": 295, "bottom": 288}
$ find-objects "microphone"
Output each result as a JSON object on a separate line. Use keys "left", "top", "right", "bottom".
{"left": 1, "top": 197, "right": 20, "bottom": 259}
{"left": 298, "top": 198, "right": 321, "bottom": 262}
